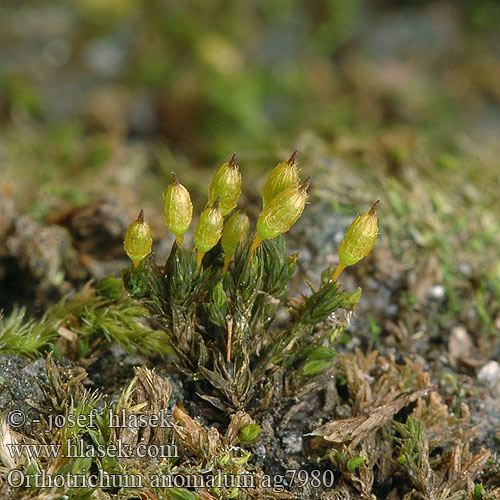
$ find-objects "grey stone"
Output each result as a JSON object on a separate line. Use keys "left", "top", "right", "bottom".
{"left": 281, "top": 431, "right": 303, "bottom": 454}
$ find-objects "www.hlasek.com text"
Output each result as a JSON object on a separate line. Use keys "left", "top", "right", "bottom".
{"left": 6, "top": 438, "right": 178, "bottom": 460}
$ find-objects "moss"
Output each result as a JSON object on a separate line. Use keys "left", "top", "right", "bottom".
{"left": 0, "top": 279, "right": 171, "bottom": 360}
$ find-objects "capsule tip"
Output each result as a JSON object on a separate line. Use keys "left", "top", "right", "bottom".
{"left": 229, "top": 152, "right": 238, "bottom": 167}
{"left": 172, "top": 172, "right": 179, "bottom": 185}
{"left": 369, "top": 200, "right": 380, "bottom": 215}
{"left": 288, "top": 150, "right": 298, "bottom": 165}
{"left": 138, "top": 209, "right": 144, "bottom": 222}
{"left": 300, "top": 176, "right": 312, "bottom": 192}
{"left": 240, "top": 202, "right": 248, "bottom": 213}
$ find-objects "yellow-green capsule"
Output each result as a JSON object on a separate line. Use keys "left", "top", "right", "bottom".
{"left": 208, "top": 153, "right": 242, "bottom": 216}
{"left": 194, "top": 198, "right": 224, "bottom": 267}
{"left": 249, "top": 177, "right": 311, "bottom": 258}
{"left": 163, "top": 173, "right": 193, "bottom": 245}
{"left": 221, "top": 204, "right": 250, "bottom": 273}
{"left": 262, "top": 150, "right": 299, "bottom": 208}
{"left": 332, "top": 200, "right": 379, "bottom": 281}
{"left": 124, "top": 209, "right": 153, "bottom": 268}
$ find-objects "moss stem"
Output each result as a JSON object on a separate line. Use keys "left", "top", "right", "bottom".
{"left": 332, "top": 263, "right": 345, "bottom": 282}
{"left": 222, "top": 254, "right": 232, "bottom": 274}
{"left": 248, "top": 234, "right": 263, "bottom": 260}
{"left": 197, "top": 251, "right": 205, "bottom": 268}
{"left": 226, "top": 318, "right": 233, "bottom": 363}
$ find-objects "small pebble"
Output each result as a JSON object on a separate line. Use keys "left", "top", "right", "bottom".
{"left": 458, "top": 262, "right": 472, "bottom": 277}
{"left": 282, "top": 432, "right": 303, "bottom": 454}
{"left": 429, "top": 285, "right": 446, "bottom": 300}
{"left": 477, "top": 361, "right": 500, "bottom": 388}
{"left": 387, "top": 303, "right": 398, "bottom": 316}
{"left": 448, "top": 325, "right": 472, "bottom": 366}
{"left": 84, "top": 38, "right": 125, "bottom": 77}
{"left": 254, "top": 445, "right": 267, "bottom": 458}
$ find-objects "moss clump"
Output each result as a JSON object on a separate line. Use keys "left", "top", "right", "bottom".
{"left": 0, "top": 278, "right": 171, "bottom": 360}
{"left": 122, "top": 153, "right": 375, "bottom": 412}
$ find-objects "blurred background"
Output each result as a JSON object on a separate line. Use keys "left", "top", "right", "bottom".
{"left": 2, "top": 0, "right": 499, "bottom": 170}
{"left": 0, "top": 0, "right": 499, "bottom": 339}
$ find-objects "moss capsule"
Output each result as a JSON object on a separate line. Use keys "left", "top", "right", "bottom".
{"left": 221, "top": 204, "right": 250, "bottom": 273}
{"left": 249, "top": 177, "right": 311, "bottom": 258}
{"left": 194, "top": 198, "right": 224, "bottom": 267}
{"left": 163, "top": 173, "right": 193, "bottom": 245}
{"left": 262, "top": 150, "right": 299, "bottom": 208}
{"left": 124, "top": 209, "right": 153, "bottom": 268}
{"left": 332, "top": 200, "right": 379, "bottom": 281}
{"left": 208, "top": 153, "right": 242, "bottom": 216}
